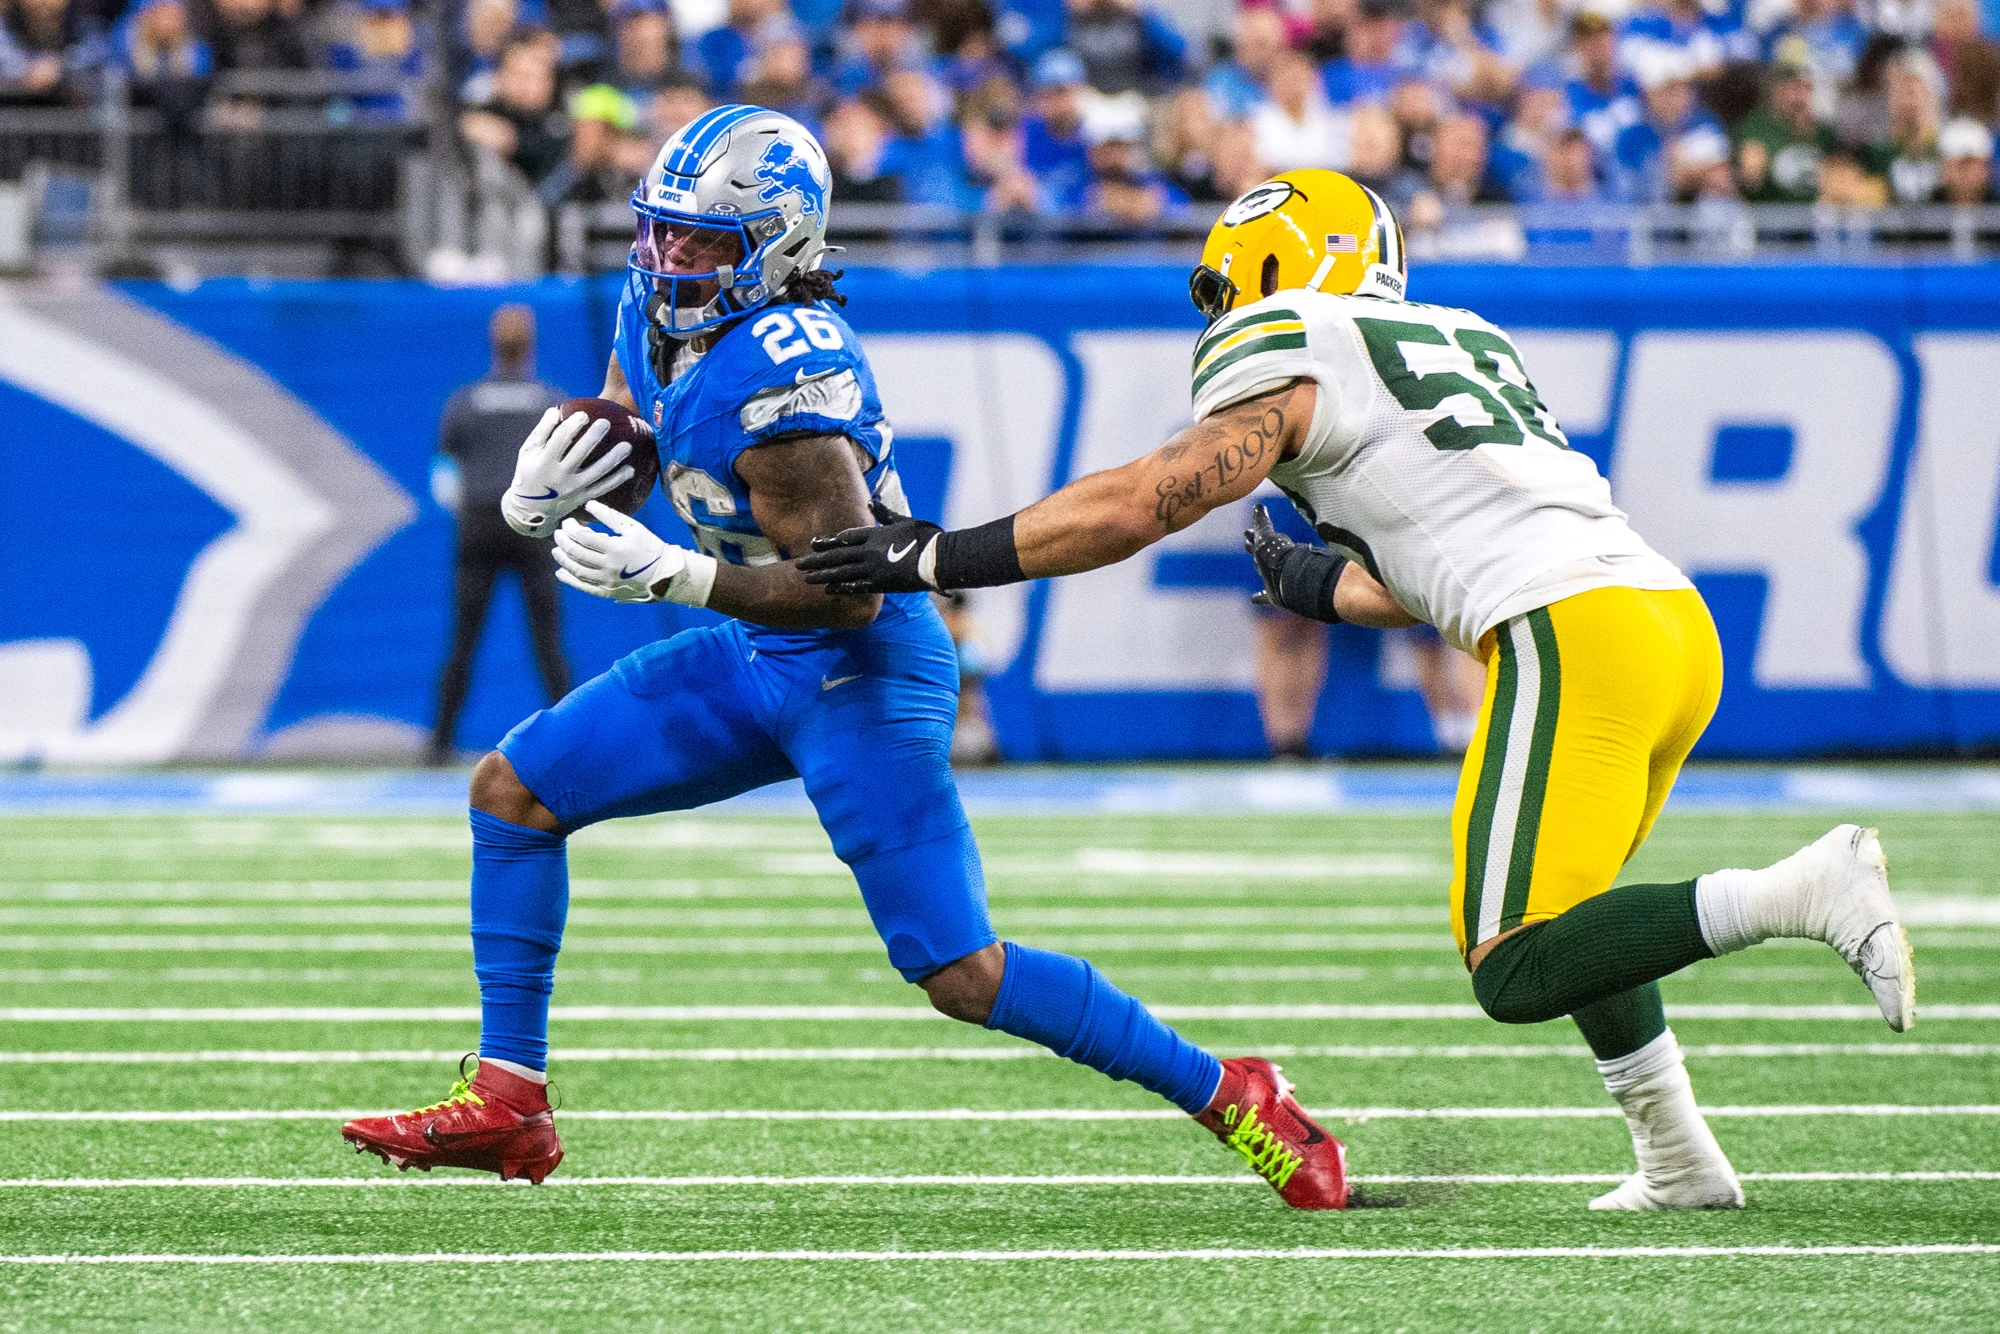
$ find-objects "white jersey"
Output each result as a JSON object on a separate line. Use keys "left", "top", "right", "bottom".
{"left": 1191, "top": 289, "right": 1689, "bottom": 656}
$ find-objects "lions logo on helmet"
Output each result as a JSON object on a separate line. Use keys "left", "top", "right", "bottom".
{"left": 754, "top": 139, "right": 825, "bottom": 219}
{"left": 1188, "top": 170, "right": 1406, "bottom": 324}
{"left": 630, "top": 105, "right": 833, "bottom": 336}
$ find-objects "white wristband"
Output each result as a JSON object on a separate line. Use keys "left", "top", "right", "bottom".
{"left": 654, "top": 550, "right": 717, "bottom": 608}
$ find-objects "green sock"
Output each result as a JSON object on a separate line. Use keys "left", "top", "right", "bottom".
{"left": 1471, "top": 879, "right": 1710, "bottom": 1032}
{"left": 1570, "top": 983, "right": 1667, "bottom": 1061}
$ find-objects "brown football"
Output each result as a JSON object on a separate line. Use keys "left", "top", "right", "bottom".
{"left": 559, "top": 396, "right": 660, "bottom": 518}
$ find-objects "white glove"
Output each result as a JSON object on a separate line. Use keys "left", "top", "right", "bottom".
{"left": 552, "top": 502, "right": 718, "bottom": 606}
{"left": 500, "top": 407, "right": 635, "bottom": 537}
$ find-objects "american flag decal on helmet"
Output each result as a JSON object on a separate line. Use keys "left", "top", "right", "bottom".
{"left": 1326, "top": 234, "right": 1358, "bottom": 252}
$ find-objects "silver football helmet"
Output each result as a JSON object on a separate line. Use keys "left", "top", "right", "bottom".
{"left": 629, "top": 105, "right": 833, "bottom": 336}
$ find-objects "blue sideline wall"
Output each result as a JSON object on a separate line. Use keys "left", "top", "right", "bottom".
{"left": 3, "top": 264, "right": 1998, "bottom": 762}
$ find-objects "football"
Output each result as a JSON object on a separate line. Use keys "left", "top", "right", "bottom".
{"left": 559, "top": 396, "right": 660, "bottom": 518}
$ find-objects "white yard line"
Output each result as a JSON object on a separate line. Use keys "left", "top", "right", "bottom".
{"left": 0, "top": 934, "right": 1463, "bottom": 955}
{"left": 4, "top": 1105, "right": 1996, "bottom": 1123}
{"left": 1, "top": 1171, "right": 1994, "bottom": 1190}
{"left": 3, "top": 1245, "right": 1998, "bottom": 1265}
{"left": 6, "top": 1004, "right": 1998, "bottom": 1021}
{"left": 2, "top": 1043, "right": 1994, "bottom": 1065}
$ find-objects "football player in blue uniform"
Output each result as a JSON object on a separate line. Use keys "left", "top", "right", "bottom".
{"left": 341, "top": 107, "right": 1349, "bottom": 1208}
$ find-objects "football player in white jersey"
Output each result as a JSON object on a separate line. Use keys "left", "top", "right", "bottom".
{"left": 800, "top": 169, "right": 1918, "bottom": 1211}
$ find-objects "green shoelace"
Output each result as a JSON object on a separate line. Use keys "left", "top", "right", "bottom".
{"left": 1220, "top": 1102, "right": 1303, "bottom": 1191}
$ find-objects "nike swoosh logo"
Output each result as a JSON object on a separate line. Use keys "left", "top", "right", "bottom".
{"left": 821, "top": 674, "right": 861, "bottom": 691}
{"left": 515, "top": 487, "right": 560, "bottom": 501}
{"left": 619, "top": 557, "right": 659, "bottom": 579}
{"left": 886, "top": 541, "right": 917, "bottom": 562}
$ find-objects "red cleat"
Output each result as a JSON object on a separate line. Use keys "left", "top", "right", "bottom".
{"left": 1196, "top": 1057, "right": 1349, "bottom": 1209}
{"left": 341, "top": 1056, "right": 563, "bottom": 1183}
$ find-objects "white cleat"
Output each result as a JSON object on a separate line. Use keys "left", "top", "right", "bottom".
{"left": 1589, "top": 1163, "right": 1744, "bottom": 1212}
{"left": 1779, "top": 825, "right": 1917, "bottom": 1032}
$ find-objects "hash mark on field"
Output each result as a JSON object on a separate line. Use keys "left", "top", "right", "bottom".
{"left": 3, "top": 1171, "right": 1996, "bottom": 1190}
{"left": 5, "top": 1106, "right": 1997, "bottom": 1123}
{"left": 4, "top": 1245, "right": 1999, "bottom": 1265}
{"left": 3, "top": 1043, "right": 1995, "bottom": 1064}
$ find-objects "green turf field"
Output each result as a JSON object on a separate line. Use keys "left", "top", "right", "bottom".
{"left": 0, "top": 804, "right": 1996, "bottom": 1331}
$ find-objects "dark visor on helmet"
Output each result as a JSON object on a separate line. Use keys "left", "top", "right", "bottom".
{"left": 1188, "top": 264, "right": 1238, "bottom": 324}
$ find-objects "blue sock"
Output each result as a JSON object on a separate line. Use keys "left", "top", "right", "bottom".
{"left": 469, "top": 808, "right": 568, "bottom": 1072}
{"left": 984, "top": 941, "right": 1223, "bottom": 1115}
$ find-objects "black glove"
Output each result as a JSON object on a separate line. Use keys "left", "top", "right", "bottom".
{"left": 1244, "top": 503, "right": 1348, "bottom": 624}
{"left": 798, "top": 502, "right": 942, "bottom": 595}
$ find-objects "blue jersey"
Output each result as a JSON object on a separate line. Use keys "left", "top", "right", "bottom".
{"left": 612, "top": 276, "right": 910, "bottom": 579}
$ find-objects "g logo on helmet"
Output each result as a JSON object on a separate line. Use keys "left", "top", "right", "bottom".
{"left": 1221, "top": 181, "right": 1299, "bottom": 227}
{"left": 753, "top": 139, "right": 824, "bottom": 219}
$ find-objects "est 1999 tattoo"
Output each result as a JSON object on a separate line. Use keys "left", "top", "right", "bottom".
{"left": 1152, "top": 403, "right": 1288, "bottom": 527}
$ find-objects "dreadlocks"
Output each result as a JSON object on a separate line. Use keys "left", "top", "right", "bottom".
{"left": 782, "top": 267, "right": 847, "bottom": 307}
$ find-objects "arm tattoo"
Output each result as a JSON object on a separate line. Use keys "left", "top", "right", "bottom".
{"left": 736, "top": 432, "right": 873, "bottom": 558}
{"left": 1151, "top": 402, "right": 1289, "bottom": 528}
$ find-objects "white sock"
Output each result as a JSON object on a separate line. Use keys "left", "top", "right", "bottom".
{"left": 1693, "top": 868, "right": 1763, "bottom": 955}
{"left": 1593, "top": 1029, "right": 1739, "bottom": 1207}
{"left": 480, "top": 1056, "right": 547, "bottom": 1084}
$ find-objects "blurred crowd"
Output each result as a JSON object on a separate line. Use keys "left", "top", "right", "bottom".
{"left": 8, "top": 0, "right": 2000, "bottom": 221}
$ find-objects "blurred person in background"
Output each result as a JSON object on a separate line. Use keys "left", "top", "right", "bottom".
{"left": 1157, "top": 83, "right": 1223, "bottom": 200}
{"left": 1405, "top": 0, "right": 1516, "bottom": 108}
{"left": 1485, "top": 0, "right": 1569, "bottom": 70}
{"left": 692, "top": 0, "right": 782, "bottom": 96}
{"left": 1618, "top": 0, "right": 1756, "bottom": 79}
{"left": 1404, "top": 628, "right": 1484, "bottom": 753}
{"left": 1204, "top": 3, "right": 1285, "bottom": 119}
{"left": 738, "top": 14, "right": 825, "bottom": 125}
{"left": 933, "top": 0, "right": 1010, "bottom": 95}
{"left": 1932, "top": 0, "right": 2000, "bottom": 122}
{"left": 1345, "top": 99, "right": 1409, "bottom": 190}
{"left": 1322, "top": 0, "right": 1409, "bottom": 106}
{"left": 1734, "top": 58, "right": 1839, "bottom": 201}
{"left": 1253, "top": 45, "right": 1353, "bottom": 169}
{"left": 1762, "top": 0, "right": 1869, "bottom": 115}
{"left": 1425, "top": 109, "right": 1506, "bottom": 203}
{"left": 1, "top": 0, "right": 102, "bottom": 104}
{"left": 935, "top": 592, "right": 1001, "bottom": 765}
{"left": 1023, "top": 47, "right": 1092, "bottom": 210}
{"left": 832, "top": 0, "right": 917, "bottom": 96}
{"left": 1063, "top": 0, "right": 1186, "bottom": 95}
{"left": 1080, "top": 89, "right": 1181, "bottom": 219}
{"left": 455, "top": 0, "right": 522, "bottom": 104}
{"left": 114, "top": 0, "right": 212, "bottom": 136}
{"left": 956, "top": 84, "right": 1043, "bottom": 212}
{"left": 824, "top": 89, "right": 905, "bottom": 197}
{"left": 324, "top": 0, "right": 422, "bottom": 122}
{"left": 206, "top": 0, "right": 309, "bottom": 74}
{"left": 1209, "top": 116, "right": 1273, "bottom": 196}
{"left": 1491, "top": 72, "right": 1570, "bottom": 196}
{"left": 1562, "top": 10, "right": 1644, "bottom": 159}
{"left": 603, "top": 0, "right": 679, "bottom": 103}
{"left": 428, "top": 304, "right": 572, "bottom": 768}
{"left": 461, "top": 32, "right": 570, "bottom": 189}
{"left": 879, "top": 64, "right": 963, "bottom": 203}
{"left": 1936, "top": 115, "right": 1997, "bottom": 202}
{"left": 1863, "top": 46, "right": 1947, "bottom": 202}
{"left": 649, "top": 70, "right": 710, "bottom": 139}
{"left": 1515, "top": 124, "right": 1613, "bottom": 200}
{"left": 549, "top": 82, "right": 647, "bottom": 201}
{"left": 1816, "top": 143, "right": 1886, "bottom": 204}
{"left": 1250, "top": 497, "right": 1329, "bottom": 761}
{"left": 1613, "top": 45, "right": 1724, "bottom": 201}
{"left": 1388, "top": 74, "right": 1443, "bottom": 172}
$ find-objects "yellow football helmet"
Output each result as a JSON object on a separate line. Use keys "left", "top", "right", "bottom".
{"left": 1188, "top": 170, "right": 1407, "bottom": 324}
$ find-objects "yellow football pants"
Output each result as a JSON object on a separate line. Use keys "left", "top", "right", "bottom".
{"left": 1449, "top": 585, "right": 1723, "bottom": 959}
